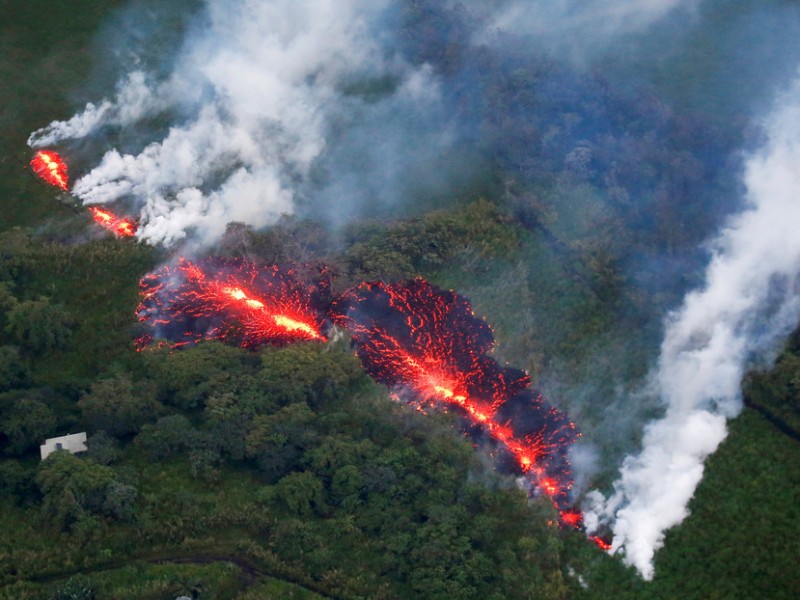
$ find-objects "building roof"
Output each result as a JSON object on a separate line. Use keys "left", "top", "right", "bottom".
{"left": 40, "top": 432, "right": 88, "bottom": 460}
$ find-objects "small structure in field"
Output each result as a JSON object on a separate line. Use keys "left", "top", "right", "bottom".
{"left": 40, "top": 432, "right": 88, "bottom": 460}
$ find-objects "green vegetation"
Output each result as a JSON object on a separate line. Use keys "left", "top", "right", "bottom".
{"left": 3, "top": 1, "right": 799, "bottom": 598}
{"left": 0, "top": 200, "right": 798, "bottom": 598}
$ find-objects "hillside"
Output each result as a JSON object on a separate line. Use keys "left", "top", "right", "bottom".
{"left": 2, "top": 1, "right": 800, "bottom": 599}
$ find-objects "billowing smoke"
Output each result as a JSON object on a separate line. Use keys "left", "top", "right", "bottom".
{"left": 28, "top": 0, "right": 445, "bottom": 246}
{"left": 585, "top": 79, "right": 800, "bottom": 579}
{"left": 26, "top": 0, "right": 711, "bottom": 248}
{"left": 27, "top": 71, "right": 157, "bottom": 147}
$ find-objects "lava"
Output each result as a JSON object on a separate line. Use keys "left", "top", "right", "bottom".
{"left": 332, "top": 279, "right": 580, "bottom": 522}
{"left": 90, "top": 207, "right": 138, "bottom": 238}
{"left": 136, "top": 258, "right": 326, "bottom": 350}
{"left": 28, "top": 146, "right": 596, "bottom": 544}
{"left": 30, "top": 150, "right": 68, "bottom": 190}
{"left": 590, "top": 536, "right": 613, "bottom": 551}
{"left": 135, "top": 265, "right": 590, "bottom": 536}
{"left": 29, "top": 152, "right": 138, "bottom": 237}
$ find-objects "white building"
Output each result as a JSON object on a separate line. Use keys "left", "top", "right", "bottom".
{"left": 40, "top": 432, "right": 88, "bottom": 460}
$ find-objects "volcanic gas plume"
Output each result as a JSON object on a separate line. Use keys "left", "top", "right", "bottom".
{"left": 136, "top": 258, "right": 327, "bottom": 350}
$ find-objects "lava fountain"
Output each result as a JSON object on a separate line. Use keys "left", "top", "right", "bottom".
{"left": 30, "top": 150, "right": 68, "bottom": 190}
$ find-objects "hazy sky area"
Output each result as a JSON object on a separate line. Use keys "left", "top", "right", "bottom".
{"left": 27, "top": 0, "right": 800, "bottom": 579}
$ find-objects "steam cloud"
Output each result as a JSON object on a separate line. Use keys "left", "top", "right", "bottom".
{"left": 27, "top": 72, "right": 158, "bottom": 147}
{"left": 585, "top": 79, "right": 800, "bottom": 579}
{"left": 27, "top": 0, "right": 703, "bottom": 248}
{"left": 28, "top": 0, "right": 442, "bottom": 246}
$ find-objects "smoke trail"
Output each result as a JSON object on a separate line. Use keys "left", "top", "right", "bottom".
{"left": 27, "top": 0, "right": 443, "bottom": 246}
{"left": 475, "top": 0, "right": 699, "bottom": 63}
{"left": 27, "top": 71, "right": 158, "bottom": 147}
{"left": 585, "top": 78, "right": 800, "bottom": 579}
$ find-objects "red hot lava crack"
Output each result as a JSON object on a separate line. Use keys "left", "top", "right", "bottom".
{"left": 136, "top": 263, "right": 598, "bottom": 538}
{"left": 136, "top": 257, "right": 326, "bottom": 350}
{"left": 332, "top": 279, "right": 580, "bottom": 523}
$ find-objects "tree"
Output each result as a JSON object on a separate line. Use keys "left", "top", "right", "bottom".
{"left": 0, "top": 228, "right": 35, "bottom": 283}
{"left": 331, "top": 464, "right": 364, "bottom": 510}
{"left": 84, "top": 431, "right": 119, "bottom": 465}
{"left": 144, "top": 341, "right": 256, "bottom": 410}
{"left": 4, "top": 297, "right": 73, "bottom": 355}
{"left": 258, "top": 343, "right": 364, "bottom": 409}
{"left": 0, "top": 458, "right": 37, "bottom": 504}
{"left": 78, "top": 374, "right": 163, "bottom": 437}
{"left": 272, "top": 471, "right": 325, "bottom": 516}
{"left": 134, "top": 414, "right": 197, "bottom": 461}
{"left": 189, "top": 446, "right": 222, "bottom": 482}
{"left": 102, "top": 480, "right": 138, "bottom": 521}
{"left": 245, "top": 402, "right": 317, "bottom": 480}
{"left": 0, "top": 393, "right": 56, "bottom": 455}
{"left": 0, "top": 282, "right": 17, "bottom": 323}
{"left": 0, "top": 345, "right": 28, "bottom": 391}
{"left": 36, "top": 451, "right": 135, "bottom": 530}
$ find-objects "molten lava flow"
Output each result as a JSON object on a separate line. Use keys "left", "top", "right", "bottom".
{"left": 332, "top": 279, "right": 580, "bottom": 523}
{"left": 136, "top": 258, "right": 326, "bottom": 350}
{"left": 590, "top": 536, "right": 613, "bottom": 551}
{"left": 28, "top": 152, "right": 139, "bottom": 238}
{"left": 89, "top": 207, "right": 138, "bottom": 237}
{"left": 30, "top": 150, "right": 68, "bottom": 190}
{"left": 137, "top": 265, "right": 595, "bottom": 540}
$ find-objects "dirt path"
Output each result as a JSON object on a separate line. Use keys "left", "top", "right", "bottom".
{"left": 149, "top": 553, "right": 339, "bottom": 599}
{"left": 18, "top": 551, "right": 337, "bottom": 599}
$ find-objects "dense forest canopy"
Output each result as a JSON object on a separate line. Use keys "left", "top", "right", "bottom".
{"left": 1, "top": 0, "right": 800, "bottom": 598}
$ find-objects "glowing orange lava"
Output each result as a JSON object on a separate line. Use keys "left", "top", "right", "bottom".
{"left": 137, "top": 267, "right": 595, "bottom": 540}
{"left": 137, "top": 258, "right": 326, "bottom": 350}
{"left": 274, "top": 314, "right": 324, "bottom": 339}
{"left": 590, "top": 535, "right": 613, "bottom": 552}
{"left": 332, "top": 279, "right": 580, "bottom": 525}
{"left": 90, "top": 207, "right": 138, "bottom": 238}
{"left": 560, "top": 509, "right": 583, "bottom": 528}
{"left": 223, "top": 286, "right": 324, "bottom": 340}
{"left": 30, "top": 150, "right": 68, "bottom": 190}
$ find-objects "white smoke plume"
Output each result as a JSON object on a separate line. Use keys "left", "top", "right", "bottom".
{"left": 28, "top": 0, "right": 704, "bottom": 247}
{"left": 585, "top": 79, "right": 800, "bottom": 580}
{"left": 475, "top": 0, "right": 700, "bottom": 62}
{"left": 27, "top": 71, "right": 159, "bottom": 147}
{"left": 28, "top": 0, "right": 438, "bottom": 246}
